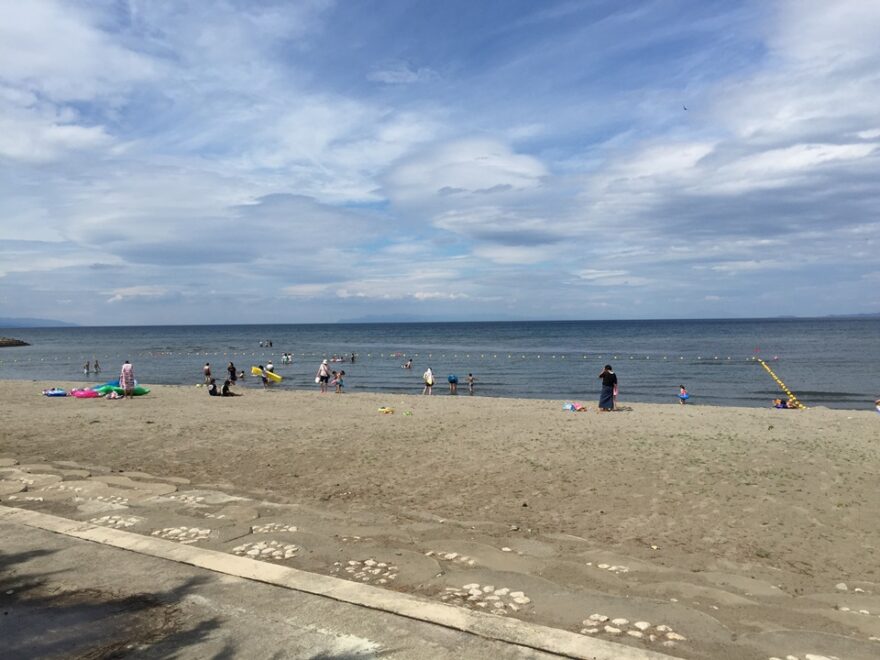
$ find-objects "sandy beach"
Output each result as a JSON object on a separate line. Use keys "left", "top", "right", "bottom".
{"left": 2, "top": 380, "right": 879, "bottom": 658}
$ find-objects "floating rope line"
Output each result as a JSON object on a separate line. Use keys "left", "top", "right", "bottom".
{"left": 756, "top": 358, "right": 806, "bottom": 409}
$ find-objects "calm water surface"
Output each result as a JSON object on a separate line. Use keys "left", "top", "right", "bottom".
{"left": 1, "top": 319, "right": 877, "bottom": 409}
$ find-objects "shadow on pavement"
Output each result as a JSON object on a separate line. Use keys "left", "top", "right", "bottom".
{"left": 0, "top": 548, "right": 235, "bottom": 659}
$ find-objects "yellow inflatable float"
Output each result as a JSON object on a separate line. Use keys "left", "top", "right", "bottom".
{"left": 251, "top": 366, "right": 283, "bottom": 383}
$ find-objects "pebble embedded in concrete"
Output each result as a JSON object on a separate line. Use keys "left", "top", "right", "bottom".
{"left": 252, "top": 522, "right": 298, "bottom": 533}
{"left": 150, "top": 526, "right": 211, "bottom": 543}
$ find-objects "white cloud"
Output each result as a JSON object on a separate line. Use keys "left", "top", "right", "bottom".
{"left": 0, "top": 0, "right": 159, "bottom": 101}
{"left": 385, "top": 138, "right": 547, "bottom": 204}
{"left": 367, "top": 61, "right": 437, "bottom": 84}
{"left": 106, "top": 285, "right": 172, "bottom": 304}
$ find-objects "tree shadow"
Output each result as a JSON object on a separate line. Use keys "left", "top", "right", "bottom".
{"left": 0, "top": 548, "right": 235, "bottom": 659}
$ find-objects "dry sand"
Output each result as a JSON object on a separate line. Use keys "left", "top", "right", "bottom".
{"left": 2, "top": 380, "right": 879, "bottom": 659}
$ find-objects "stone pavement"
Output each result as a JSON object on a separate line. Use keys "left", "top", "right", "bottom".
{"left": 2, "top": 455, "right": 879, "bottom": 659}
{"left": 1, "top": 518, "right": 564, "bottom": 659}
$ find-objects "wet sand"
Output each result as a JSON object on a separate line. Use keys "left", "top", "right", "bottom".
{"left": 2, "top": 380, "right": 879, "bottom": 658}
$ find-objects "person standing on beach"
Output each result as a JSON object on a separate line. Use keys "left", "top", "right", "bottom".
{"left": 423, "top": 367, "right": 434, "bottom": 395}
{"left": 447, "top": 374, "right": 458, "bottom": 394}
{"left": 120, "top": 360, "right": 135, "bottom": 399}
{"left": 227, "top": 361, "right": 237, "bottom": 383}
{"left": 679, "top": 384, "right": 689, "bottom": 405}
{"left": 467, "top": 373, "right": 475, "bottom": 395}
{"left": 316, "top": 359, "right": 332, "bottom": 393}
{"left": 598, "top": 365, "right": 616, "bottom": 411}
{"left": 203, "top": 363, "right": 212, "bottom": 384}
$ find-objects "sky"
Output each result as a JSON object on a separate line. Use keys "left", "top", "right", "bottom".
{"left": 0, "top": 0, "right": 878, "bottom": 325}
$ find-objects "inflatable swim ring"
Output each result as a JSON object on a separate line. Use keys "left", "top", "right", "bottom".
{"left": 42, "top": 388, "right": 67, "bottom": 397}
{"left": 71, "top": 388, "right": 101, "bottom": 398}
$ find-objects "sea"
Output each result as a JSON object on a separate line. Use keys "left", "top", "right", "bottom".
{"left": 1, "top": 319, "right": 877, "bottom": 409}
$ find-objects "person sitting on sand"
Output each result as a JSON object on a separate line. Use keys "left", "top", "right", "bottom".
{"left": 221, "top": 379, "right": 241, "bottom": 396}
{"left": 207, "top": 378, "right": 220, "bottom": 396}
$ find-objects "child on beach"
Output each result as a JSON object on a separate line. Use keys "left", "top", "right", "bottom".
{"left": 335, "top": 370, "right": 345, "bottom": 393}
{"left": 467, "top": 373, "right": 475, "bottom": 395}
{"left": 203, "top": 363, "right": 212, "bottom": 384}
{"left": 221, "top": 380, "right": 241, "bottom": 396}
{"left": 423, "top": 367, "right": 434, "bottom": 395}
{"left": 83, "top": 361, "right": 90, "bottom": 376}
{"left": 679, "top": 385, "right": 689, "bottom": 404}
{"left": 93, "top": 359, "right": 100, "bottom": 374}
{"left": 258, "top": 365, "right": 269, "bottom": 388}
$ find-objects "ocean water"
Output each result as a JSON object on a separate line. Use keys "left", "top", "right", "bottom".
{"left": 1, "top": 319, "right": 877, "bottom": 409}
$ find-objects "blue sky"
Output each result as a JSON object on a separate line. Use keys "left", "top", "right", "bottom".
{"left": 0, "top": 0, "right": 878, "bottom": 325}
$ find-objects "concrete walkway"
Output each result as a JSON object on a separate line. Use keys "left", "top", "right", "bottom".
{"left": 1, "top": 518, "right": 564, "bottom": 659}
{"left": 2, "top": 513, "right": 679, "bottom": 659}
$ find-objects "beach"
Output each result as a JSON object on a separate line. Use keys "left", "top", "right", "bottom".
{"left": 2, "top": 380, "right": 880, "bottom": 658}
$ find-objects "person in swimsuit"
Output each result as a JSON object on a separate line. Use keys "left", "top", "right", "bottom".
{"left": 335, "top": 370, "right": 345, "bottom": 393}
{"left": 423, "top": 367, "right": 434, "bottom": 395}
{"left": 467, "top": 373, "right": 475, "bottom": 395}
{"left": 221, "top": 379, "right": 241, "bottom": 396}
{"left": 316, "top": 359, "right": 332, "bottom": 393}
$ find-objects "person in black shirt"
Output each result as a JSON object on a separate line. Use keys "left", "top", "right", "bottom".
{"left": 207, "top": 378, "right": 220, "bottom": 396}
{"left": 598, "top": 365, "right": 617, "bottom": 411}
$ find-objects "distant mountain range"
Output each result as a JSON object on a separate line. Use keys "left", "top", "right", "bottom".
{"left": 0, "top": 317, "right": 78, "bottom": 328}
